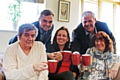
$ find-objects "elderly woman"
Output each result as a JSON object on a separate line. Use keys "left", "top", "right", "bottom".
{"left": 3, "top": 23, "right": 48, "bottom": 80}
{"left": 81, "top": 31, "right": 120, "bottom": 80}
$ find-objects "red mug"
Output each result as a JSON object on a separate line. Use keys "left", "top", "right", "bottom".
{"left": 48, "top": 60, "right": 58, "bottom": 73}
{"left": 61, "top": 51, "right": 72, "bottom": 62}
{"left": 72, "top": 51, "right": 80, "bottom": 65}
{"left": 82, "top": 54, "right": 91, "bottom": 66}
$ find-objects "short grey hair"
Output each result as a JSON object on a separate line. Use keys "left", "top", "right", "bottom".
{"left": 81, "top": 11, "right": 95, "bottom": 20}
{"left": 18, "top": 23, "right": 38, "bottom": 38}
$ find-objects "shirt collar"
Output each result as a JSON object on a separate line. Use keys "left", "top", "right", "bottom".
{"left": 39, "top": 26, "right": 46, "bottom": 34}
{"left": 85, "top": 26, "right": 97, "bottom": 36}
{"left": 18, "top": 44, "right": 27, "bottom": 58}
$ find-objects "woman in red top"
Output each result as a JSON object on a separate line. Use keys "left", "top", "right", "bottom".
{"left": 46, "top": 26, "right": 79, "bottom": 80}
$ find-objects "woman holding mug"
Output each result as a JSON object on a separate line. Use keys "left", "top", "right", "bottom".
{"left": 81, "top": 31, "right": 120, "bottom": 80}
{"left": 46, "top": 26, "right": 79, "bottom": 80}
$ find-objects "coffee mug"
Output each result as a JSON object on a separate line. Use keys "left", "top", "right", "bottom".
{"left": 48, "top": 60, "right": 58, "bottom": 73}
{"left": 61, "top": 50, "right": 72, "bottom": 62}
{"left": 82, "top": 54, "right": 91, "bottom": 66}
{"left": 72, "top": 51, "right": 80, "bottom": 65}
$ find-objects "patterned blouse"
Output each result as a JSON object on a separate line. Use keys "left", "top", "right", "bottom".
{"left": 85, "top": 47, "right": 120, "bottom": 80}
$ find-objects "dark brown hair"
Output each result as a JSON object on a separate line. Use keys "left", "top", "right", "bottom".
{"left": 39, "top": 9, "right": 54, "bottom": 18}
{"left": 53, "top": 26, "right": 70, "bottom": 50}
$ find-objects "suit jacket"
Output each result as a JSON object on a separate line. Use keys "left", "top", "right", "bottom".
{"left": 9, "top": 21, "right": 54, "bottom": 46}
{"left": 71, "top": 21, "right": 116, "bottom": 55}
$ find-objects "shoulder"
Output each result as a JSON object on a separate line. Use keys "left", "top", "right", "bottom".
{"left": 32, "top": 21, "right": 39, "bottom": 28}
{"left": 111, "top": 53, "right": 120, "bottom": 63}
{"left": 86, "top": 47, "right": 96, "bottom": 56}
{"left": 74, "top": 23, "right": 82, "bottom": 30}
{"left": 33, "top": 41, "right": 46, "bottom": 51}
{"left": 112, "top": 54, "right": 120, "bottom": 58}
{"left": 46, "top": 43, "right": 54, "bottom": 52}
{"left": 96, "top": 21, "right": 106, "bottom": 24}
{"left": 73, "top": 23, "right": 84, "bottom": 34}
{"left": 95, "top": 21, "right": 112, "bottom": 34}
{"left": 34, "top": 41, "right": 44, "bottom": 47}
{"left": 95, "top": 21, "right": 108, "bottom": 29}
{"left": 6, "top": 42, "right": 18, "bottom": 49}
{"left": 4, "top": 42, "right": 19, "bottom": 55}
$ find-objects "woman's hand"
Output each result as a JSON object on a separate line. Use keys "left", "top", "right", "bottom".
{"left": 47, "top": 52, "right": 63, "bottom": 61}
{"left": 54, "top": 52, "right": 63, "bottom": 61}
{"left": 73, "top": 72, "right": 77, "bottom": 78}
{"left": 33, "top": 62, "right": 48, "bottom": 72}
{"left": 47, "top": 52, "right": 56, "bottom": 60}
{"left": 109, "top": 62, "right": 120, "bottom": 79}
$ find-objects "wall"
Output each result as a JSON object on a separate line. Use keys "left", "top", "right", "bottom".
{"left": 1, "top": 0, "right": 119, "bottom": 55}
{"left": 0, "top": 0, "right": 80, "bottom": 52}
{"left": 46, "top": 0, "right": 80, "bottom": 40}
{"left": 0, "top": 30, "right": 17, "bottom": 53}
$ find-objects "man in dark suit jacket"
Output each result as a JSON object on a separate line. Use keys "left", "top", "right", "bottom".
{"left": 71, "top": 11, "right": 116, "bottom": 55}
{"left": 9, "top": 9, "right": 54, "bottom": 46}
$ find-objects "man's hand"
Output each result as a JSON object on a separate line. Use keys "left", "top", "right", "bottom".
{"left": 33, "top": 62, "right": 48, "bottom": 72}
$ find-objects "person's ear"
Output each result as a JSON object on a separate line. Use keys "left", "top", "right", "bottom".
{"left": 38, "top": 18, "right": 40, "bottom": 21}
{"left": 18, "top": 35, "right": 20, "bottom": 40}
{"left": 94, "top": 18, "right": 96, "bottom": 22}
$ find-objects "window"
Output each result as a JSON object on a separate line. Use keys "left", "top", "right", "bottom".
{"left": 101, "top": 2, "right": 120, "bottom": 55}
{"left": 0, "top": 0, "right": 45, "bottom": 31}
{"left": 83, "top": 0, "right": 120, "bottom": 55}
{"left": 115, "top": 5, "right": 120, "bottom": 55}
{"left": 84, "top": 0, "right": 98, "bottom": 19}
{"left": 100, "top": 2, "right": 113, "bottom": 32}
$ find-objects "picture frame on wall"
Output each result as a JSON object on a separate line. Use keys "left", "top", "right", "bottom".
{"left": 58, "top": 0, "right": 70, "bottom": 22}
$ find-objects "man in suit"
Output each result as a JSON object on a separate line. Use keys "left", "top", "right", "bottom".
{"left": 71, "top": 11, "right": 116, "bottom": 55}
{"left": 9, "top": 9, "right": 54, "bottom": 46}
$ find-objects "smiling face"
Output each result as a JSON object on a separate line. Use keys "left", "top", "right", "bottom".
{"left": 38, "top": 14, "right": 53, "bottom": 31}
{"left": 56, "top": 30, "right": 69, "bottom": 46}
{"left": 82, "top": 14, "right": 96, "bottom": 34}
{"left": 18, "top": 29, "right": 36, "bottom": 49}
{"left": 95, "top": 37, "right": 106, "bottom": 53}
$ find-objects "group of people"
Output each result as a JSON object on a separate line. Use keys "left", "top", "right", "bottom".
{"left": 1, "top": 9, "right": 120, "bottom": 80}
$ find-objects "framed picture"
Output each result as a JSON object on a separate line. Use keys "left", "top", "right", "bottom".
{"left": 58, "top": 0, "right": 70, "bottom": 22}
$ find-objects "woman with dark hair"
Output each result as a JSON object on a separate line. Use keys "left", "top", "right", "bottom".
{"left": 46, "top": 26, "right": 79, "bottom": 80}
{"left": 81, "top": 31, "right": 120, "bottom": 80}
